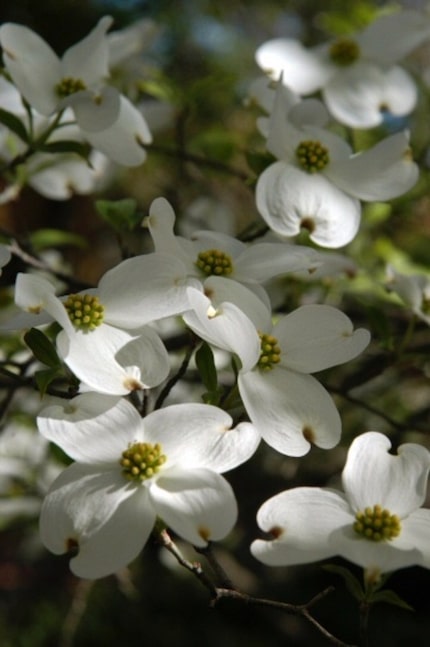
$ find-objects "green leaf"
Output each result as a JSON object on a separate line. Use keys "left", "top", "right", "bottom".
{"left": 370, "top": 589, "right": 414, "bottom": 611}
{"left": 36, "top": 140, "right": 92, "bottom": 160}
{"left": 195, "top": 342, "right": 218, "bottom": 393}
{"left": 23, "top": 328, "right": 61, "bottom": 368}
{"left": 323, "top": 564, "right": 365, "bottom": 601}
{"left": 34, "top": 367, "right": 61, "bottom": 397}
{"left": 202, "top": 388, "right": 223, "bottom": 406}
{"left": 95, "top": 198, "right": 141, "bottom": 232}
{"left": 0, "top": 108, "right": 29, "bottom": 143}
{"left": 29, "top": 228, "right": 87, "bottom": 251}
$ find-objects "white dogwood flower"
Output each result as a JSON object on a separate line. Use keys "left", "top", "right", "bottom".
{"left": 256, "top": 10, "right": 430, "bottom": 127}
{"left": 251, "top": 431, "right": 430, "bottom": 576}
{"left": 256, "top": 82, "right": 418, "bottom": 248}
{"left": 146, "top": 197, "right": 322, "bottom": 307}
{"left": 184, "top": 288, "right": 370, "bottom": 456}
{"left": 13, "top": 253, "right": 198, "bottom": 393}
{"left": 0, "top": 18, "right": 152, "bottom": 165}
{"left": 38, "top": 395, "right": 260, "bottom": 578}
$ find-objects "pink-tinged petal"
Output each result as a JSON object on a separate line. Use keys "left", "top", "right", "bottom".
{"left": 183, "top": 287, "right": 260, "bottom": 372}
{"left": 251, "top": 487, "right": 351, "bottom": 566}
{"left": 357, "top": 10, "right": 430, "bottom": 65}
{"left": 274, "top": 304, "right": 370, "bottom": 373}
{"left": 99, "top": 253, "right": 192, "bottom": 326}
{"left": 143, "top": 403, "right": 260, "bottom": 472}
{"left": 323, "top": 63, "right": 417, "bottom": 129}
{"left": 150, "top": 467, "right": 237, "bottom": 546}
{"left": 327, "top": 132, "right": 418, "bottom": 202}
{"left": 67, "top": 86, "right": 120, "bottom": 133}
{"left": 57, "top": 325, "right": 151, "bottom": 395}
{"left": 62, "top": 15, "right": 113, "bottom": 85}
{"left": 238, "top": 369, "right": 342, "bottom": 457}
{"left": 83, "top": 95, "right": 152, "bottom": 165}
{"left": 342, "top": 432, "right": 430, "bottom": 517}
{"left": 333, "top": 524, "right": 422, "bottom": 573}
{"left": 37, "top": 393, "right": 141, "bottom": 462}
{"left": 256, "top": 162, "right": 361, "bottom": 249}
{"left": 0, "top": 23, "right": 60, "bottom": 115}
{"left": 255, "top": 38, "right": 332, "bottom": 94}
{"left": 40, "top": 463, "right": 154, "bottom": 579}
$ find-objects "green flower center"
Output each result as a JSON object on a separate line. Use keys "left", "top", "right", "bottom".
{"left": 329, "top": 38, "right": 360, "bottom": 66}
{"left": 258, "top": 332, "right": 281, "bottom": 372}
{"left": 195, "top": 249, "right": 233, "bottom": 277}
{"left": 353, "top": 504, "right": 401, "bottom": 542}
{"left": 296, "top": 140, "right": 329, "bottom": 173}
{"left": 120, "top": 442, "right": 167, "bottom": 482}
{"left": 64, "top": 294, "right": 105, "bottom": 331}
{"left": 55, "top": 77, "right": 87, "bottom": 98}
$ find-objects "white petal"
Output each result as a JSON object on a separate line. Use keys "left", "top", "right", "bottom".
{"left": 323, "top": 63, "right": 417, "bottom": 129}
{"left": 146, "top": 197, "right": 196, "bottom": 269}
{"left": 68, "top": 86, "right": 121, "bottom": 133}
{"left": 40, "top": 463, "right": 154, "bottom": 579}
{"left": 99, "top": 253, "right": 192, "bottom": 326}
{"left": 115, "top": 326, "right": 170, "bottom": 388}
{"left": 14, "top": 273, "right": 73, "bottom": 332}
{"left": 327, "top": 132, "right": 419, "bottom": 202}
{"left": 37, "top": 393, "right": 140, "bottom": 462}
{"left": 0, "top": 23, "right": 60, "bottom": 115}
{"left": 238, "top": 369, "right": 342, "bottom": 456}
{"left": 62, "top": 16, "right": 113, "bottom": 85}
{"left": 201, "top": 276, "right": 272, "bottom": 330}
{"left": 150, "top": 467, "right": 237, "bottom": 546}
{"left": 234, "top": 242, "right": 322, "bottom": 281}
{"left": 334, "top": 524, "right": 422, "bottom": 573}
{"left": 400, "top": 509, "right": 430, "bottom": 567}
{"left": 342, "top": 432, "right": 430, "bottom": 517}
{"left": 57, "top": 325, "right": 156, "bottom": 395}
{"left": 143, "top": 403, "right": 260, "bottom": 472}
{"left": 255, "top": 38, "right": 332, "bottom": 94}
{"left": 357, "top": 10, "right": 430, "bottom": 66}
{"left": 256, "top": 162, "right": 361, "bottom": 248}
{"left": 251, "top": 487, "right": 351, "bottom": 566}
{"left": 28, "top": 154, "right": 104, "bottom": 200}
{"left": 274, "top": 304, "right": 370, "bottom": 373}
{"left": 83, "top": 95, "right": 152, "bottom": 165}
{"left": 183, "top": 287, "right": 260, "bottom": 372}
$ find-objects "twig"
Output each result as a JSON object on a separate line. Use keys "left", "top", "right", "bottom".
{"left": 154, "top": 333, "right": 199, "bottom": 409}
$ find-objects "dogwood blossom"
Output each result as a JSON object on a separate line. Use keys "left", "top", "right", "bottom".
{"left": 38, "top": 394, "right": 260, "bottom": 578}
{"left": 386, "top": 265, "right": 430, "bottom": 326}
{"left": 0, "top": 18, "right": 152, "bottom": 166}
{"left": 146, "top": 196, "right": 323, "bottom": 306}
{"left": 256, "top": 10, "right": 430, "bottom": 128}
{"left": 12, "top": 257, "right": 197, "bottom": 393}
{"left": 251, "top": 431, "right": 430, "bottom": 575}
{"left": 255, "top": 81, "right": 419, "bottom": 248}
{"left": 183, "top": 287, "right": 370, "bottom": 456}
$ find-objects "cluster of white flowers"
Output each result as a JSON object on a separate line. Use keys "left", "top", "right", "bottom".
{"left": 0, "top": 7, "right": 430, "bottom": 605}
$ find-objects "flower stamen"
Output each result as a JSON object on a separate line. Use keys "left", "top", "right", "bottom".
{"left": 195, "top": 249, "right": 233, "bottom": 277}
{"left": 258, "top": 332, "right": 281, "bottom": 371}
{"left": 55, "top": 76, "right": 87, "bottom": 98}
{"left": 329, "top": 38, "right": 360, "bottom": 66}
{"left": 64, "top": 293, "right": 105, "bottom": 331}
{"left": 296, "top": 140, "right": 329, "bottom": 173}
{"left": 120, "top": 442, "right": 167, "bottom": 482}
{"left": 353, "top": 504, "right": 401, "bottom": 542}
